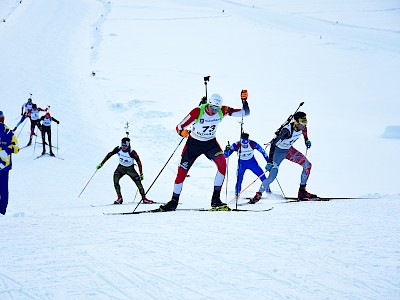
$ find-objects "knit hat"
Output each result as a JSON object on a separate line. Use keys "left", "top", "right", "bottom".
{"left": 241, "top": 132, "right": 249, "bottom": 145}
{"left": 293, "top": 111, "right": 307, "bottom": 125}
{"left": 121, "top": 137, "right": 130, "bottom": 147}
{"left": 0, "top": 111, "right": 4, "bottom": 123}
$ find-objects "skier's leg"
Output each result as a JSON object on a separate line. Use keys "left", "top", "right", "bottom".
{"left": 285, "top": 147, "right": 311, "bottom": 185}
{"left": 113, "top": 166, "right": 126, "bottom": 199}
{"left": 235, "top": 163, "right": 246, "bottom": 195}
{"left": 127, "top": 167, "right": 145, "bottom": 198}
{"left": 0, "top": 171, "right": 9, "bottom": 215}
{"left": 258, "top": 148, "right": 287, "bottom": 193}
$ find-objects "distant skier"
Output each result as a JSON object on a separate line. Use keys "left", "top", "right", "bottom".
{"left": 158, "top": 90, "right": 250, "bottom": 212}
{"left": 26, "top": 103, "right": 46, "bottom": 146}
{"left": 13, "top": 97, "right": 33, "bottom": 132}
{"left": 224, "top": 132, "right": 269, "bottom": 196}
{"left": 249, "top": 111, "right": 317, "bottom": 203}
{"left": 0, "top": 111, "right": 19, "bottom": 215}
{"left": 96, "top": 137, "right": 153, "bottom": 204}
{"left": 39, "top": 112, "right": 59, "bottom": 156}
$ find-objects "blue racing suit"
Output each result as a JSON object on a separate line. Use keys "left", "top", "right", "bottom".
{"left": 0, "top": 122, "right": 19, "bottom": 215}
{"left": 224, "top": 139, "right": 268, "bottom": 195}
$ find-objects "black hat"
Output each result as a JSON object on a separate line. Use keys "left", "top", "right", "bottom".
{"left": 293, "top": 111, "right": 306, "bottom": 121}
{"left": 121, "top": 137, "right": 130, "bottom": 146}
{"left": 241, "top": 132, "right": 249, "bottom": 139}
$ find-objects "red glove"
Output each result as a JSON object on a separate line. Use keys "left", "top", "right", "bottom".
{"left": 178, "top": 129, "right": 190, "bottom": 138}
{"left": 241, "top": 89, "right": 248, "bottom": 100}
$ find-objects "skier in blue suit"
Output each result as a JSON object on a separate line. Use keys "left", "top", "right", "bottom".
{"left": 0, "top": 111, "right": 19, "bottom": 215}
{"left": 224, "top": 133, "right": 269, "bottom": 196}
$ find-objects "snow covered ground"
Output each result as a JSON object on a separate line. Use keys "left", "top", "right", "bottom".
{"left": 1, "top": 0, "right": 399, "bottom": 299}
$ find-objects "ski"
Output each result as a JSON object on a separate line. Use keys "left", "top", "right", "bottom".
{"left": 91, "top": 201, "right": 167, "bottom": 207}
{"left": 285, "top": 197, "right": 330, "bottom": 202}
{"left": 91, "top": 203, "right": 132, "bottom": 207}
{"left": 34, "top": 153, "right": 64, "bottom": 160}
{"left": 104, "top": 207, "right": 274, "bottom": 215}
{"left": 236, "top": 195, "right": 283, "bottom": 206}
{"left": 237, "top": 199, "right": 253, "bottom": 206}
{"left": 284, "top": 197, "right": 369, "bottom": 202}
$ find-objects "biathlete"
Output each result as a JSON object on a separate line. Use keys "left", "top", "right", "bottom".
{"left": 224, "top": 132, "right": 269, "bottom": 196}
{"left": 159, "top": 90, "right": 250, "bottom": 211}
{"left": 97, "top": 137, "right": 153, "bottom": 204}
{"left": 250, "top": 111, "right": 317, "bottom": 203}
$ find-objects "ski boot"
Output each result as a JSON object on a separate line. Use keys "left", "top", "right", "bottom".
{"left": 50, "top": 152, "right": 55, "bottom": 157}
{"left": 142, "top": 197, "right": 154, "bottom": 204}
{"left": 42, "top": 150, "right": 46, "bottom": 155}
{"left": 298, "top": 184, "right": 318, "bottom": 201}
{"left": 249, "top": 192, "right": 262, "bottom": 204}
{"left": 159, "top": 196, "right": 179, "bottom": 211}
{"left": 210, "top": 190, "right": 230, "bottom": 210}
{"left": 114, "top": 194, "right": 123, "bottom": 204}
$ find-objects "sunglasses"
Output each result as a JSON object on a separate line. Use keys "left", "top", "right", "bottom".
{"left": 209, "top": 104, "right": 220, "bottom": 110}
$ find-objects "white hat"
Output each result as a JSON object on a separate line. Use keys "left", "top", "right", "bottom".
{"left": 208, "top": 93, "right": 223, "bottom": 107}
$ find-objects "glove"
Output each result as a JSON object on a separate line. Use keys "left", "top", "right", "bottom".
{"left": 305, "top": 139, "right": 312, "bottom": 149}
{"left": 178, "top": 129, "right": 190, "bottom": 138}
{"left": 241, "top": 89, "right": 248, "bottom": 100}
{"left": 225, "top": 144, "right": 230, "bottom": 151}
{"left": 56, "top": 121, "right": 60, "bottom": 124}
{"left": 140, "top": 173, "right": 144, "bottom": 180}
{"left": 265, "top": 162, "right": 273, "bottom": 171}
{"left": 96, "top": 163, "right": 103, "bottom": 170}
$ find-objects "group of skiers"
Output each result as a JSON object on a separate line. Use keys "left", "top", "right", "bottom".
{"left": 0, "top": 97, "right": 61, "bottom": 215}
{"left": 95, "top": 89, "right": 317, "bottom": 212}
{"left": 1, "top": 88, "right": 317, "bottom": 215}
{"left": 13, "top": 97, "right": 60, "bottom": 156}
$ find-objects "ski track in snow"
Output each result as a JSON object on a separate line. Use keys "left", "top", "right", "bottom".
{"left": 1, "top": 0, "right": 400, "bottom": 299}
{"left": 1, "top": 198, "right": 400, "bottom": 299}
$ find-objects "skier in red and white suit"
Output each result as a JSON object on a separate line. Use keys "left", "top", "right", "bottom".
{"left": 159, "top": 90, "right": 250, "bottom": 211}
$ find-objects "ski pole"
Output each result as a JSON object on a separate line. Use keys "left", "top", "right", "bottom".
{"left": 204, "top": 76, "right": 210, "bottom": 99}
{"left": 228, "top": 170, "right": 268, "bottom": 204}
{"left": 225, "top": 141, "right": 230, "bottom": 202}
{"left": 132, "top": 136, "right": 185, "bottom": 212}
{"left": 16, "top": 117, "right": 27, "bottom": 139}
{"left": 78, "top": 169, "right": 98, "bottom": 198}
{"left": 33, "top": 127, "right": 38, "bottom": 156}
{"left": 235, "top": 91, "right": 247, "bottom": 209}
{"left": 275, "top": 177, "right": 286, "bottom": 199}
{"left": 132, "top": 189, "right": 139, "bottom": 203}
{"left": 56, "top": 123, "right": 59, "bottom": 156}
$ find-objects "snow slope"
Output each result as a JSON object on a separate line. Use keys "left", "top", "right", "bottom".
{"left": 1, "top": 0, "right": 399, "bottom": 299}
